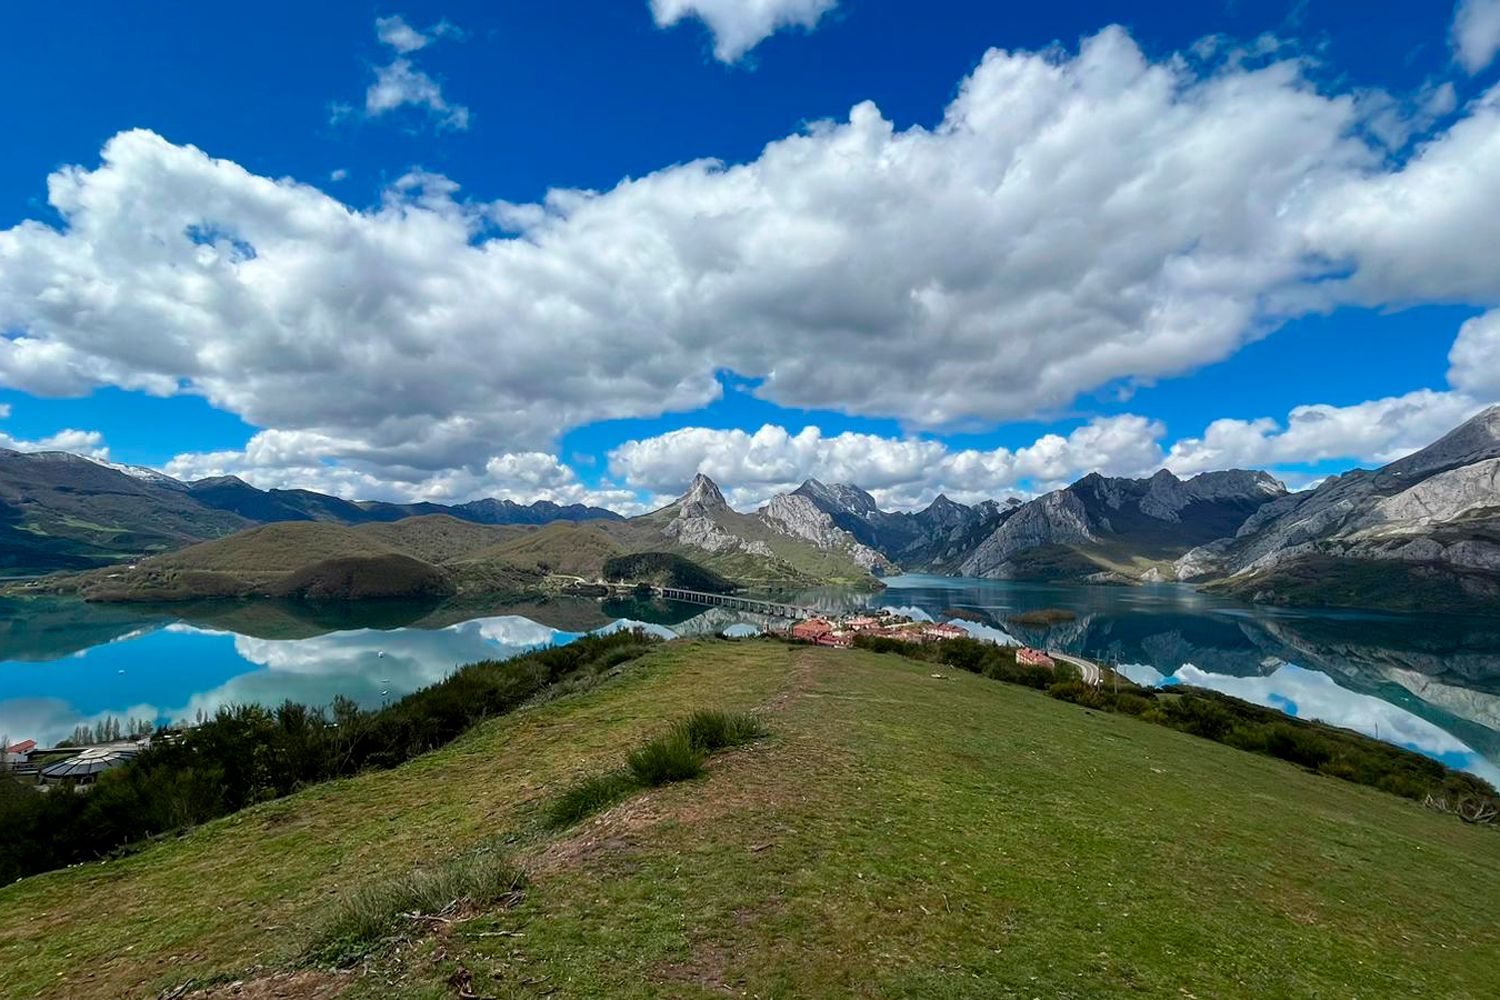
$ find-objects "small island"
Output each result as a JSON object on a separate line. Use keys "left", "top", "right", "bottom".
{"left": 1007, "top": 607, "right": 1078, "bottom": 627}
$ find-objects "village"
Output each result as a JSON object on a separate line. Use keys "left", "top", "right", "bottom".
{"left": 783, "top": 609, "right": 1058, "bottom": 669}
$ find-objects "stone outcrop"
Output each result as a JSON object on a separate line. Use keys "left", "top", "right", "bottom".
{"left": 757, "top": 494, "right": 892, "bottom": 572}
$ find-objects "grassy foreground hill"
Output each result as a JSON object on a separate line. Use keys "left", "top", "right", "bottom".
{"left": 2, "top": 641, "right": 1497, "bottom": 999}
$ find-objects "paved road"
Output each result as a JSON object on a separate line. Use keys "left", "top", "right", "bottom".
{"left": 1052, "top": 653, "right": 1102, "bottom": 688}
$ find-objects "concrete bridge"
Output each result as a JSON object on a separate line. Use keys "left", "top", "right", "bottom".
{"left": 653, "top": 586, "right": 814, "bottom": 620}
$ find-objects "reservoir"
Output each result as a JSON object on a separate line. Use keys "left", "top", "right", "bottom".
{"left": 3, "top": 576, "right": 1498, "bottom": 785}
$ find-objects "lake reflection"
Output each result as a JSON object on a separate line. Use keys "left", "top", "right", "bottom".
{"left": 4, "top": 580, "right": 1500, "bottom": 786}
{"left": 0, "top": 598, "right": 608, "bottom": 747}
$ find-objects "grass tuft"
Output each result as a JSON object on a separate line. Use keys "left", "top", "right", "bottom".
{"left": 674, "top": 709, "right": 767, "bottom": 753}
{"left": 628, "top": 730, "right": 706, "bottom": 786}
{"left": 308, "top": 851, "right": 524, "bottom": 964}
{"left": 545, "top": 710, "right": 770, "bottom": 830}
{"left": 546, "top": 770, "right": 640, "bottom": 829}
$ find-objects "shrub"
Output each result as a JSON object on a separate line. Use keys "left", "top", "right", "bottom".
{"left": 1266, "top": 725, "right": 1333, "bottom": 770}
{"left": 628, "top": 731, "right": 705, "bottom": 786}
{"left": 674, "top": 710, "right": 766, "bottom": 753}
{"left": 1052, "top": 660, "right": 1083, "bottom": 684}
{"left": 309, "top": 851, "right": 524, "bottom": 964}
{"left": 1112, "top": 693, "right": 1154, "bottom": 716}
{"left": 546, "top": 770, "right": 640, "bottom": 829}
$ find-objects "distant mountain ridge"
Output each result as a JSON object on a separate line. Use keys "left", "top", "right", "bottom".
{"left": 0, "top": 452, "right": 620, "bottom": 575}
{"left": 8, "top": 407, "right": 1500, "bottom": 614}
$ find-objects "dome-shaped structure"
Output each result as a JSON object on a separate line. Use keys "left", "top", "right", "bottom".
{"left": 40, "top": 743, "right": 143, "bottom": 784}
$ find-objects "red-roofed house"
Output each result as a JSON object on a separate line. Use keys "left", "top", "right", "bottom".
{"left": 1016, "top": 647, "right": 1056, "bottom": 669}
{"left": 791, "top": 618, "right": 834, "bottom": 642}
{"left": 3, "top": 740, "right": 37, "bottom": 771}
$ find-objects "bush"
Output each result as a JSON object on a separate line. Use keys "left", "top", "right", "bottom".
{"left": 546, "top": 770, "right": 640, "bottom": 829}
{"left": 674, "top": 710, "right": 765, "bottom": 753}
{"left": 1266, "top": 725, "right": 1333, "bottom": 770}
{"left": 309, "top": 851, "right": 524, "bottom": 963}
{"left": 628, "top": 731, "right": 705, "bottom": 786}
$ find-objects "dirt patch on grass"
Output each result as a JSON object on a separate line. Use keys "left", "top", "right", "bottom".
{"left": 654, "top": 939, "right": 732, "bottom": 991}
{"left": 526, "top": 794, "right": 668, "bottom": 875}
{"left": 167, "top": 970, "right": 351, "bottom": 1000}
{"left": 764, "top": 648, "right": 819, "bottom": 713}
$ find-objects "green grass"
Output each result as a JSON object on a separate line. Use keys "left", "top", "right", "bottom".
{"left": 626, "top": 730, "right": 706, "bottom": 786}
{"left": 545, "top": 770, "right": 640, "bottom": 829}
{"left": 547, "top": 711, "right": 767, "bottom": 829}
{"left": 307, "top": 850, "right": 524, "bottom": 965}
{"left": 4, "top": 641, "right": 1499, "bottom": 1000}
{"left": 674, "top": 709, "right": 766, "bottom": 753}
{"left": 0, "top": 641, "right": 786, "bottom": 1000}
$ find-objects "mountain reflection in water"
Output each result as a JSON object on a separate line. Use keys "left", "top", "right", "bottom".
{"left": 3, "top": 578, "right": 1499, "bottom": 785}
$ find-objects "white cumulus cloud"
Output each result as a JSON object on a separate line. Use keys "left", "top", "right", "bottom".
{"left": 1453, "top": 0, "right": 1500, "bottom": 75}
{"left": 608, "top": 415, "right": 1170, "bottom": 509}
{"left": 3, "top": 29, "right": 1500, "bottom": 498}
{"left": 1163, "top": 390, "right": 1488, "bottom": 477}
{"left": 354, "top": 15, "right": 469, "bottom": 129}
{"left": 1448, "top": 309, "right": 1500, "bottom": 396}
{"left": 650, "top": 0, "right": 839, "bottom": 62}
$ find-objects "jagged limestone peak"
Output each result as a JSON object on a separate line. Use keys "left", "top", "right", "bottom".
{"left": 677, "top": 473, "right": 730, "bottom": 515}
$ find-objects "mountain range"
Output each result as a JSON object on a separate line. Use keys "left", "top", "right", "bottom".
{"left": 4, "top": 405, "right": 1499, "bottom": 612}
{"left": 0, "top": 452, "right": 618, "bottom": 575}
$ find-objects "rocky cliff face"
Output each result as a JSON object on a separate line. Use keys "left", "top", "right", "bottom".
{"left": 757, "top": 494, "right": 892, "bottom": 572}
{"left": 957, "top": 491, "right": 1098, "bottom": 577}
{"left": 1186, "top": 406, "right": 1500, "bottom": 613}
{"left": 953, "top": 469, "right": 1286, "bottom": 581}
{"left": 660, "top": 474, "right": 775, "bottom": 557}
{"left": 791, "top": 479, "right": 926, "bottom": 554}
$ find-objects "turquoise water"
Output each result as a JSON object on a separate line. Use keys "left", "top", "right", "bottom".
{"left": 3, "top": 579, "right": 1499, "bottom": 785}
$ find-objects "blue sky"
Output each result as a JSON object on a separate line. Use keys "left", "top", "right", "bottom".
{"left": 2, "top": 1, "right": 1499, "bottom": 510}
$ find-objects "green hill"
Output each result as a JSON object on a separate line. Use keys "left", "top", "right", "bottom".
{"left": 49, "top": 517, "right": 539, "bottom": 602}
{"left": 2, "top": 641, "right": 1495, "bottom": 999}
{"left": 464, "top": 522, "right": 627, "bottom": 578}
{"left": 0, "top": 451, "right": 251, "bottom": 574}
{"left": 603, "top": 551, "right": 735, "bottom": 592}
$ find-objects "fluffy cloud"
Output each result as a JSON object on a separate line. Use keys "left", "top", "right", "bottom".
{"left": 4, "top": 28, "right": 1500, "bottom": 498}
{"left": 609, "top": 415, "right": 1169, "bottom": 509}
{"left": 1449, "top": 309, "right": 1500, "bottom": 396}
{"left": 1163, "top": 390, "right": 1487, "bottom": 476}
{"left": 1453, "top": 0, "right": 1500, "bottom": 75}
{"left": 357, "top": 15, "right": 468, "bottom": 129}
{"left": 164, "top": 432, "right": 645, "bottom": 511}
{"left": 650, "top": 0, "right": 838, "bottom": 62}
{"left": 365, "top": 59, "right": 469, "bottom": 129}
{"left": 375, "top": 14, "right": 461, "bottom": 54}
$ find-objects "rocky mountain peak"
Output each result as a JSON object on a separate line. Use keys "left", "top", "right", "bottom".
{"left": 678, "top": 473, "right": 730, "bottom": 515}
{"left": 915, "top": 493, "right": 974, "bottom": 527}
{"left": 1382, "top": 405, "right": 1500, "bottom": 480}
{"left": 794, "top": 478, "right": 879, "bottom": 516}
